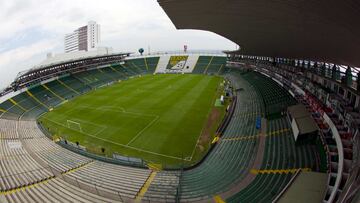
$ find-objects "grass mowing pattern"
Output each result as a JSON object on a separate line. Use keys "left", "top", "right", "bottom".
{"left": 39, "top": 74, "right": 224, "bottom": 167}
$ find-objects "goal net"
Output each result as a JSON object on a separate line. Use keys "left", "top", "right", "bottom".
{"left": 67, "top": 120, "right": 82, "bottom": 132}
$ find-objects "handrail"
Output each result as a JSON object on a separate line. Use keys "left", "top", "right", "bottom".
{"left": 272, "top": 169, "right": 302, "bottom": 203}
{"left": 239, "top": 59, "right": 346, "bottom": 203}
{"left": 323, "top": 113, "right": 344, "bottom": 203}
{"left": 338, "top": 130, "right": 360, "bottom": 202}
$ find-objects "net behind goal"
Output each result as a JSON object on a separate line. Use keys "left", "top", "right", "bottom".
{"left": 67, "top": 120, "right": 82, "bottom": 132}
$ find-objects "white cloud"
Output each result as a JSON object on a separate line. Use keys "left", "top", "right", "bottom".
{"left": 0, "top": 39, "right": 60, "bottom": 87}
{"left": 0, "top": 0, "right": 236, "bottom": 88}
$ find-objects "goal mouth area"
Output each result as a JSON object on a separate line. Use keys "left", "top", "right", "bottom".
{"left": 67, "top": 120, "right": 83, "bottom": 132}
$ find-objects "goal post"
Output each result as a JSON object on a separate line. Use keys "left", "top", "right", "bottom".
{"left": 67, "top": 120, "right": 82, "bottom": 132}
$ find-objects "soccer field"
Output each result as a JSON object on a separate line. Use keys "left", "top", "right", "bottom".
{"left": 39, "top": 74, "right": 225, "bottom": 167}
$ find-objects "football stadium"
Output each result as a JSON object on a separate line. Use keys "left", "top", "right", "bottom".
{"left": 0, "top": 1, "right": 360, "bottom": 203}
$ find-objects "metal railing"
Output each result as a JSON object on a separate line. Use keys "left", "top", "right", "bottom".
{"left": 128, "top": 49, "right": 227, "bottom": 58}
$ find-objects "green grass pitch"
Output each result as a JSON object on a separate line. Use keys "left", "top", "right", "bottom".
{"left": 39, "top": 74, "right": 225, "bottom": 167}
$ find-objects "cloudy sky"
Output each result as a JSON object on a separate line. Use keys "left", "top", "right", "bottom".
{"left": 0, "top": 0, "right": 236, "bottom": 89}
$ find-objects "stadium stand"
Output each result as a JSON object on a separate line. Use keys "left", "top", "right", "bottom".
{"left": 112, "top": 68, "right": 315, "bottom": 202}
{"left": 58, "top": 76, "right": 91, "bottom": 94}
{"left": 241, "top": 71, "right": 297, "bottom": 119}
{"left": 42, "top": 80, "right": 76, "bottom": 100}
{"left": 126, "top": 59, "right": 148, "bottom": 74}
{"left": 143, "top": 171, "right": 180, "bottom": 202}
{"left": 192, "top": 56, "right": 211, "bottom": 74}
{"left": 0, "top": 119, "right": 54, "bottom": 192}
{"left": 0, "top": 57, "right": 160, "bottom": 121}
{"left": 144, "top": 57, "right": 160, "bottom": 73}
{"left": 18, "top": 120, "right": 49, "bottom": 139}
{"left": 0, "top": 100, "right": 24, "bottom": 120}
{"left": 204, "top": 56, "right": 227, "bottom": 75}
{"left": 227, "top": 117, "right": 317, "bottom": 202}
{"left": 225, "top": 56, "right": 358, "bottom": 202}
{"left": 192, "top": 56, "right": 226, "bottom": 74}
{"left": 0, "top": 57, "right": 169, "bottom": 202}
{"left": 1, "top": 53, "right": 357, "bottom": 202}
{"left": 27, "top": 86, "right": 60, "bottom": 108}
{"left": 0, "top": 59, "right": 321, "bottom": 202}
{"left": 0, "top": 118, "right": 151, "bottom": 202}
{"left": 74, "top": 69, "right": 109, "bottom": 88}
{"left": 0, "top": 178, "right": 120, "bottom": 203}
{"left": 1, "top": 0, "right": 359, "bottom": 200}
{"left": 125, "top": 57, "right": 159, "bottom": 74}
{"left": 64, "top": 161, "right": 151, "bottom": 199}
{"left": 176, "top": 73, "right": 261, "bottom": 201}
{"left": 0, "top": 116, "right": 154, "bottom": 202}
{"left": 23, "top": 137, "right": 93, "bottom": 173}
{"left": 153, "top": 70, "right": 316, "bottom": 202}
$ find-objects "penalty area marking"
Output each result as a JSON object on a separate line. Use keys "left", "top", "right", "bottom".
{"left": 96, "top": 106, "right": 158, "bottom": 118}
{"left": 64, "top": 117, "right": 107, "bottom": 136}
{"left": 79, "top": 105, "right": 161, "bottom": 146}
{"left": 41, "top": 116, "right": 188, "bottom": 161}
{"left": 98, "top": 106, "right": 125, "bottom": 112}
{"left": 90, "top": 106, "right": 161, "bottom": 146}
{"left": 77, "top": 105, "right": 158, "bottom": 118}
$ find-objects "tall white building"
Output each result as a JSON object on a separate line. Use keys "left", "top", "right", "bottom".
{"left": 64, "top": 21, "right": 101, "bottom": 53}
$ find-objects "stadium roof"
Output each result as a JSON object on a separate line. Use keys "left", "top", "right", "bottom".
{"left": 15, "top": 52, "right": 130, "bottom": 81}
{"left": 158, "top": 0, "right": 360, "bottom": 67}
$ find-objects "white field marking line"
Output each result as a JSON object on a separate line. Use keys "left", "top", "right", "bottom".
{"left": 77, "top": 105, "right": 158, "bottom": 118}
{"left": 69, "top": 117, "right": 106, "bottom": 129}
{"left": 42, "top": 115, "right": 187, "bottom": 161}
{"left": 97, "top": 106, "right": 158, "bottom": 118}
{"left": 92, "top": 106, "right": 161, "bottom": 146}
{"left": 126, "top": 115, "right": 160, "bottom": 146}
{"left": 98, "top": 106, "right": 125, "bottom": 112}
{"left": 58, "top": 105, "right": 118, "bottom": 119}
{"left": 93, "top": 126, "right": 107, "bottom": 136}
{"left": 189, "top": 79, "right": 222, "bottom": 161}
{"left": 68, "top": 117, "right": 108, "bottom": 135}
{"left": 78, "top": 105, "right": 161, "bottom": 146}
{"left": 59, "top": 105, "right": 85, "bottom": 116}
{"left": 53, "top": 105, "right": 157, "bottom": 138}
